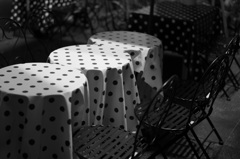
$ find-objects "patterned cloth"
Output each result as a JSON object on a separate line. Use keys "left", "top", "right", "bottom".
{"left": 10, "top": 0, "right": 73, "bottom": 26}
{"left": 128, "top": 1, "right": 223, "bottom": 80}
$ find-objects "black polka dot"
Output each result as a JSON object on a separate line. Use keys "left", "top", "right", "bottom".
{"left": 94, "top": 87, "right": 99, "bottom": 92}
{"left": 61, "top": 126, "right": 64, "bottom": 132}
{"left": 118, "top": 69, "right": 122, "bottom": 74}
{"left": 29, "top": 139, "right": 35, "bottom": 145}
{"left": 49, "top": 116, "right": 56, "bottom": 122}
{"left": 19, "top": 124, "right": 24, "bottom": 129}
{"left": 51, "top": 135, "right": 57, "bottom": 140}
{"left": 4, "top": 111, "right": 10, "bottom": 116}
{"left": 74, "top": 122, "right": 79, "bottom": 127}
{"left": 119, "top": 97, "right": 124, "bottom": 102}
{"left": 130, "top": 74, "right": 134, "bottom": 79}
{"left": 74, "top": 112, "right": 79, "bottom": 116}
{"left": 52, "top": 154, "right": 58, "bottom": 159}
{"left": 96, "top": 116, "right": 101, "bottom": 121}
{"left": 49, "top": 98, "right": 55, "bottom": 103}
{"left": 29, "top": 104, "right": 35, "bottom": 110}
{"left": 42, "top": 128, "right": 46, "bottom": 134}
{"left": 22, "top": 153, "right": 28, "bottom": 159}
{"left": 86, "top": 108, "right": 89, "bottom": 113}
{"left": 151, "top": 76, "right": 156, "bottom": 80}
{"left": 5, "top": 125, "right": 11, "bottom": 131}
{"left": 42, "top": 146, "right": 47, "bottom": 151}
{"left": 6, "top": 139, "right": 11, "bottom": 145}
{"left": 150, "top": 65, "right": 155, "bottom": 69}
{"left": 19, "top": 111, "right": 24, "bottom": 116}
{"left": 65, "top": 140, "right": 70, "bottom": 146}
{"left": 18, "top": 98, "right": 24, "bottom": 104}
{"left": 82, "top": 121, "right": 86, "bottom": 125}
{"left": 113, "top": 80, "right": 118, "bottom": 85}
{"left": 126, "top": 91, "right": 131, "bottom": 95}
{"left": 114, "top": 108, "right": 119, "bottom": 113}
{"left": 110, "top": 118, "right": 115, "bottom": 123}
{"left": 60, "top": 106, "right": 65, "bottom": 112}
{"left": 99, "top": 103, "right": 103, "bottom": 108}
{"left": 67, "top": 119, "right": 71, "bottom": 125}
{"left": 7, "top": 152, "right": 11, "bottom": 158}
{"left": 3, "top": 96, "right": 9, "bottom": 102}
{"left": 129, "top": 116, "right": 135, "bottom": 120}
{"left": 36, "top": 125, "right": 41, "bottom": 131}
{"left": 108, "top": 92, "right": 113, "bottom": 96}
{"left": 74, "top": 100, "right": 79, "bottom": 105}
{"left": 94, "top": 76, "right": 99, "bottom": 80}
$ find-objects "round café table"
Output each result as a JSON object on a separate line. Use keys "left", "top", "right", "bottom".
{"left": 48, "top": 44, "right": 140, "bottom": 131}
{"left": 0, "top": 63, "right": 89, "bottom": 159}
{"left": 88, "top": 31, "right": 163, "bottom": 100}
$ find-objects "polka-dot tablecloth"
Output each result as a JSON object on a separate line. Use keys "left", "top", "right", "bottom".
{"left": 0, "top": 63, "right": 89, "bottom": 159}
{"left": 48, "top": 44, "right": 140, "bottom": 131}
{"left": 128, "top": 1, "right": 223, "bottom": 80}
{"left": 88, "top": 31, "right": 163, "bottom": 98}
{"left": 11, "top": 0, "right": 73, "bottom": 26}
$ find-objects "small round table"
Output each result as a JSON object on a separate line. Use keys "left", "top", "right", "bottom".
{"left": 0, "top": 63, "right": 89, "bottom": 159}
{"left": 88, "top": 31, "right": 163, "bottom": 99}
{"left": 48, "top": 44, "right": 140, "bottom": 131}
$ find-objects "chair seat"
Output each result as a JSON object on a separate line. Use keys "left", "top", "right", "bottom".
{"left": 73, "top": 125, "right": 148, "bottom": 159}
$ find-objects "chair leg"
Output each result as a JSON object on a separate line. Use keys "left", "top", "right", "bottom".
{"left": 190, "top": 128, "right": 211, "bottom": 159}
{"left": 185, "top": 134, "right": 201, "bottom": 159}
{"left": 206, "top": 116, "right": 224, "bottom": 145}
{"left": 227, "top": 72, "right": 239, "bottom": 90}
{"left": 221, "top": 88, "right": 231, "bottom": 101}
{"left": 229, "top": 70, "right": 240, "bottom": 88}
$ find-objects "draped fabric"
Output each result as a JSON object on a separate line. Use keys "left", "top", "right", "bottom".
{"left": 10, "top": 0, "right": 74, "bottom": 26}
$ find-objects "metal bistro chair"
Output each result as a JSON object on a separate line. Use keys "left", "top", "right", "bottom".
{"left": 134, "top": 75, "right": 201, "bottom": 159}
{"left": 135, "top": 54, "right": 229, "bottom": 158}
{"left": 73, "top": 74, "right": 177, "bottom": 159}
{"left": 170, "top": 55, "right": 229, "bottom": 158}
{"left": 0, "top": 17, "right": 34, "bottom": 65}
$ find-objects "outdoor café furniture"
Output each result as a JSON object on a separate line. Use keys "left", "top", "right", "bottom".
{"left": 88, "top": 31, "right": 163, "bottom": 100}
{"left": 0, "top": 62, "right": 89, "bottom": 159}
{"left": 48, "top": 44, "right": 140, "bottom": 131}
{"left": 128, "top": 1, "right": 222, "bottom": 80}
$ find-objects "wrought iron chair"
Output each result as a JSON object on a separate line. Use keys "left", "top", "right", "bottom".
{"left": 73, "top": 74, "right": 177, "bottom": 159}
{"left": 0, "top": 17, "right": 34, "bottom": 65}
{"left": 135, "top": 54, "right": 229, "bottom": 158}
{"left": 170, "top": 55, "right": 229, "bottom": 158}
{"left": 134, "top": 75, "right": 201, "bottom": 159}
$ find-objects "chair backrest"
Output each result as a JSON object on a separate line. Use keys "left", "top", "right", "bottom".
{"left": 191, "top": 54, "right": 229, "bottom": 118}
{"left": 224, "top": 33, "right": 240, "bottom": 67}
{"left": 0, "top": 17, "right": 34, "bottom": 65}
{"left": 132, "top": 75, "right": 178, "bottom": 158}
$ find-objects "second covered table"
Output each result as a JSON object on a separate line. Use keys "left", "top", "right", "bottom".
{"left": 88, "top": 31, "right": 163, "bottom": 92}
{"left": 48, "top": 44, "right": 140, "bottom": 131}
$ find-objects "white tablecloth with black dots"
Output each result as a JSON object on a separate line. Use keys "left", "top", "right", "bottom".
{"left": 48, "top": 44, "right": 140, "bottom": 131}
{"left": 128, "top": 1, "right": 223, "bottom": 80}
{"left": 88, "top": 31, "right": 163, "bottom": 92}
{"left": 0, "top": 63, "right": 89, "bottom": 159}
